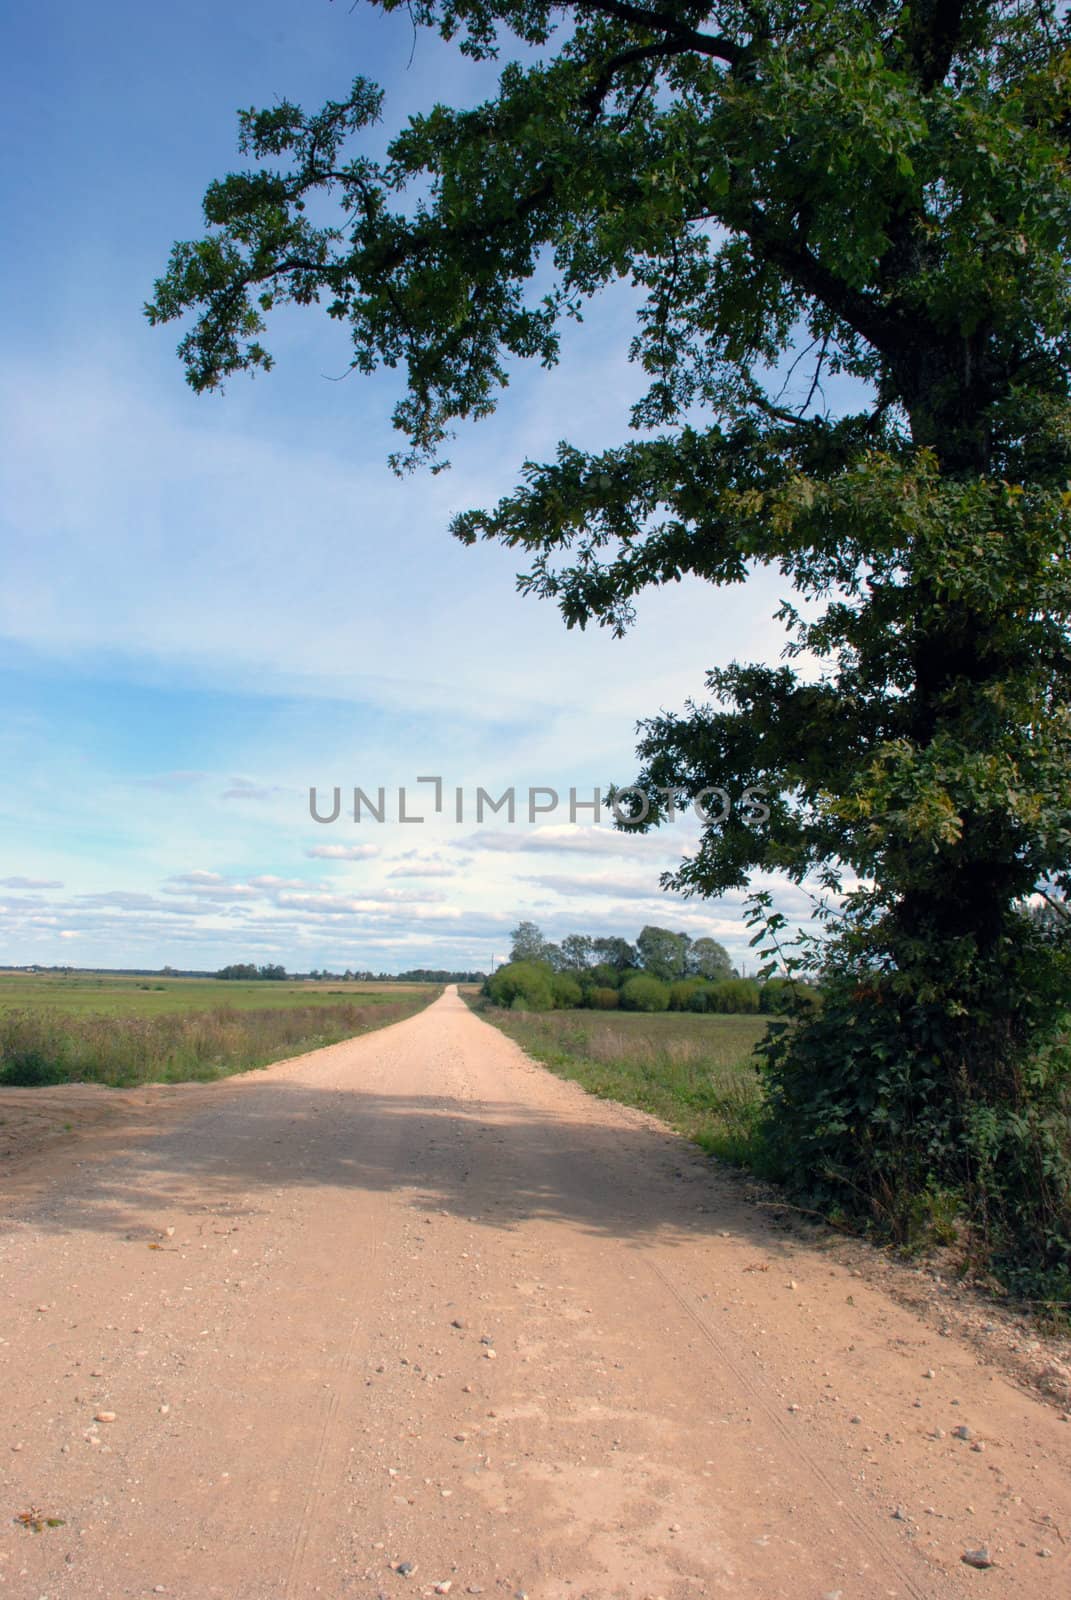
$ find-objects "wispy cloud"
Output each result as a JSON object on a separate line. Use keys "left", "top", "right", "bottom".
{"left": 0, "top": 875, "right": 63, "bottom": 889}
{"left": 220, "top": 777, "right": 291, "bottom": 802}
{"left": 521, "top": 871, "right": 677, "bottom": 900}
{"left": 305, "top": 844, "right": 380, "bottom": 861}
{"left": 460, "top": 824, "right": 682, "bottom": 859}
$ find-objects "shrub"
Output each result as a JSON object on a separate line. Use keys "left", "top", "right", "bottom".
{"left": 551, "top": 972, "right": 583, "bottom": 1009}
{"left": 706, "top": 978, "right": 760, "bottom": 1014}
{"left": 620, "top": 974, "right": 670, "bottom": 1012}
{"left": 669, "top": 979, "right": 704, "bottom": 1012}
{"left": 484, "top": 960, "right": 555, "bottom": 1011}
{"left": 588, "top": 986, "right": 620, "bottom": 1010}
{"left": 760, "top": 977, "right": 822, "bottom": 1016}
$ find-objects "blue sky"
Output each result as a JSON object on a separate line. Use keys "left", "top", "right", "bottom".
{"left": 0, "top": 0, "right": 814, "bottom": 972}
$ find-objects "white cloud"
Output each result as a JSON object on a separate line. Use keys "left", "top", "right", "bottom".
{"left": 0, "top": 875, "right": 63, "bottom": 889}
{"left": 305, "top": 843, "right": 380, "bottom": 861}
{"left": 521, "top": 872, "right": 677, "bottom": 900}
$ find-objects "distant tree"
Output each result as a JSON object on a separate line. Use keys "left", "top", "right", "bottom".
{"left": 217, "top": 962, "right": 287, "bottom": 981}
{"left": 687, "top": 937, "right": 734, "bottom": 982}
{"left": 560, "top": 933, "right": 595, "bottom": 970}
{"left": 636, "top": 926, "right": 691, "bottom": 983}
{"left": 592, "top": 937, "right": 637, "bottom": 972}
{"left": 509, "top": 920, "right": 549, "bottom": 964}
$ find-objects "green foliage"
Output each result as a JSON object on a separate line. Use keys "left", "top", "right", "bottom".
{"left": 484, "top": 959, "right": 556, "bottom": 1010}
{"left": 508, "top": 921, "right": 552, "bottom": 965}
{"left": 620, "top": 973, "right": 671, "bottom": 1012}
{"left": 668, "top": 978, "right": 704, "bottom": 1011}
{"left": 217, "top": 962, "right": 288, "bottom": 981}
{"left": 687, "top": 936, "right": 735, "bottom": 982}
{"left": 706, "top": 977, "right": 761, "bottom": 1014}
{"left": 551, "top": 971, "right": 584, "bottom": 1008}
{"left": 152, "top": 0, "right": 1071, "bottom": 1293}
{"left": 635, "top": 925, "right": 691, "bottom": 982}
{"left": 759, "top": 977, "right": 820, "bottom": 1016}
{"left": 588, "top": 985, "right": 620, "bottom": 1010}
{"left": 748, "top": 893, "right": 1071, "bottom": 1296}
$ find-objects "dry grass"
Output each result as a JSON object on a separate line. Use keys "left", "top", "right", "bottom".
{"left": 0, "top": 994, "right": 438, "bottom": 1089}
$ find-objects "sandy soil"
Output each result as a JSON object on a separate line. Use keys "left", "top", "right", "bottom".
{"left": 1, "top": 986, "right": 1069, "bottom": 1599}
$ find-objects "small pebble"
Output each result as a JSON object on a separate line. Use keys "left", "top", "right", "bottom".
{"left": 94, "top": 1411, "right": 117, "bottom": 1424}
{"left": 395, "top": 1562, "right": 415, "bottom": 1577}
{"left": 953, "top": 1425, "right": 972, "bottom": 1441}
{"left": 1038, "top": 1548, "right": 1053, "bottom": 1558}
{"left": 483, "top": 1350, "right": 497, "bottom": 1361}
{"left": 434, "top": 1584, "right": 452, "bottom": 1594}
{"left": 849, "top": 1415, "right": 862, "bottom": 1425}
{"left": 924, "top": 1368, "right": 935, "bottom": 1379}
{"left": 962, "top": 1548, "right": 994, "bottom": 1569}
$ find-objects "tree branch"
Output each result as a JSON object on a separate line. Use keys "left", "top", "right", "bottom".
{"left": 573, "top": 0, "right": 743, "bottom": 65}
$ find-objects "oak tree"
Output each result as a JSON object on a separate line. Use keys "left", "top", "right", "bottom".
{"left": 150, "top": 0, "right": 1071, "bottom": 1285}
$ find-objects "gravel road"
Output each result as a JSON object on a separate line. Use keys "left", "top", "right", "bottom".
{"left": 2, "top": 986, "right": 1069, "bottom": 1598}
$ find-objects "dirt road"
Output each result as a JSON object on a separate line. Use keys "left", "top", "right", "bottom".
{"left": 2, "top": 987, "right": 1069, "bottom": 1599}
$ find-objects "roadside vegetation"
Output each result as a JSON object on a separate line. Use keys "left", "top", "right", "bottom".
{"left": 482, "top": 921, "right": 819, "bottom": 1018}
{"left": 471, "top": 1000, "right": 769, "bottom": 1169}
{"left": 0, "top": 975, "right": 438, "bottom": 1088}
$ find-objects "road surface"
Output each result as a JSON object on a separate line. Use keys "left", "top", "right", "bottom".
{"left": 2, "top": 987, "right": 1069, "bottom": 1598}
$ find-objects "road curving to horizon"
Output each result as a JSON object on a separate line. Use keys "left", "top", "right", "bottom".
{"left": 1, "top": 985, "right": 1069, "bottom": 1598}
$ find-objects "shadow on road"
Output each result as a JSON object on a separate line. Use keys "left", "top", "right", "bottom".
{"left": 0, "top": 1075, "right": 822, "bottom": 1265}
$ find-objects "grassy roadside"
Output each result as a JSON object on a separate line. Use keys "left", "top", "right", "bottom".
{"left": 0, "top": 989, "right": 441, "bottom": 1089}
{"left": 469, "top": 997, "right": 771, "bottom": 1168}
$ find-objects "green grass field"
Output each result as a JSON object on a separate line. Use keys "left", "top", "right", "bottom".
{"left": 0, "top": 971, "right": 427, "bottom": 1017}
{"left": 473, "top": 1002, "right": 771, "bottom": 1168}
{"left": 0, "top": 972, "right": 440, "bottom": 1088}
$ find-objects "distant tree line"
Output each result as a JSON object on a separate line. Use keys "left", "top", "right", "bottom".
{"left": 216, "top": 963, "right": 288, "bottom": 981}
{"left": 485, "top": 922, "right": 819, "bottom": 1016}
{"left": 305, "top": 967, "right": 485, "bottom": 983}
